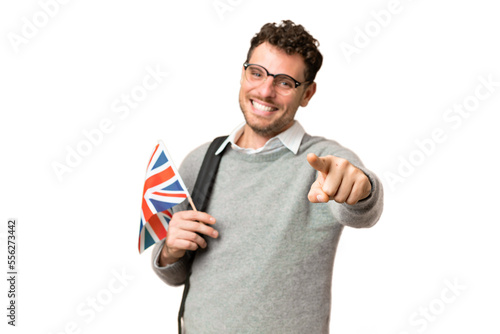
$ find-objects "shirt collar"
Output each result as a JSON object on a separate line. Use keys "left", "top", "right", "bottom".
{"left": 215, "top": 121, "right": 305, "bottom": 155}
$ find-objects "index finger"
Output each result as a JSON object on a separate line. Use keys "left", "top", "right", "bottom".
{"left": 307, "top": 153, "right": 331, "bottom": 174}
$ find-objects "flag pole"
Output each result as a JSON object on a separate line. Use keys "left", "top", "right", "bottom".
{"left": 187, "top": 196, "right": 197, "bottom": 212}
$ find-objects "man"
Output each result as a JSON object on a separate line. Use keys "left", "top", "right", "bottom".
{"left": 152, "top": 20, "right": 383, "bottom": 333}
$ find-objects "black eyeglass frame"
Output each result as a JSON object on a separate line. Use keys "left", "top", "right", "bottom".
{"left": 243, "top": 62, "right": 307, "bottom": 89}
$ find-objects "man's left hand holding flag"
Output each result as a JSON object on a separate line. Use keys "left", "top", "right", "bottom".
{"left": 138, "top": 141, "right": 218, "bottom": 261}
{"left": 159, "top": 211, "right": 218, "bottom": 265}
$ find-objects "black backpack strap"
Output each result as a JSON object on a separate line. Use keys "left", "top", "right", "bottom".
{"left": 190, "top": 136, "right": 228, "bottom": 212}
{"left": 178, "top": 136, "right": 228, "bottom": 334}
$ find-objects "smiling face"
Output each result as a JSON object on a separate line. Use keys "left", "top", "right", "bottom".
{"left": 238, "top": 42, "right": 316, "bottom": 145}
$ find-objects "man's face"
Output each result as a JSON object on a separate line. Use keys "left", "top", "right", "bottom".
{"left": 238, "top": 42, "right": 316, "bottom": 139}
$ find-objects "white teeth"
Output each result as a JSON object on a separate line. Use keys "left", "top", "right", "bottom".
{"left": 252, "top": 100, "right": 275, "bottom": 112}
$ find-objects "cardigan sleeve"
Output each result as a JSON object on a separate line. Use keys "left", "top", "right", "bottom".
{"left": 316, "top": 138, "right": 384, "bottom": 228}
{"left": 150, "top": 239, "right": 190, "bottom": 286}
{"left": 328, "top": 165, "right": 384, "bottom": 228}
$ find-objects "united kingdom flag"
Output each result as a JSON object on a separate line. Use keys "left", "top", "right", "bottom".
{"left": 138, "top": 141, "right": 190, "bottom": 254}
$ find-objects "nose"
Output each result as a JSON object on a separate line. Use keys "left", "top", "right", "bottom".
{"left": 256, "top": 76, "right": 277, "bottom": 98}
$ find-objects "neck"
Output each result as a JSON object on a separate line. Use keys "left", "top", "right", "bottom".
{"left": 235, "top": 124, "right": 271, "bottom": 150}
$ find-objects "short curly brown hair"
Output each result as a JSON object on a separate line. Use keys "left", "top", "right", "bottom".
{"left": 246, "top": 20, "right": 323, "bottom": 83}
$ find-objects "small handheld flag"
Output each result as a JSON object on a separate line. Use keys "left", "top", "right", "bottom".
{"left": 138, "top": 141, "right": 191, "bottom": 254}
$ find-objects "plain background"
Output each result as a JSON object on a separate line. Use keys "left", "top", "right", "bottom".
{"left": 1, "top": 0, "right": 499, "bottom": 333}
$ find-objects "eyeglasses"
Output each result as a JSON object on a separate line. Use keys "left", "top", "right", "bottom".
{"left": 243, "top": 62, "right": 307, "bottom": 96}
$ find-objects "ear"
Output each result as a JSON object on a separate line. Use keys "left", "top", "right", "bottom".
{"left": 240, "top": 66, "right": 245, "bottom": 85}
{"left": 300, "top": 82, "right": 317, "bottom": 107}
